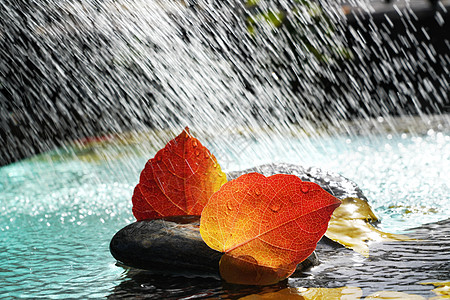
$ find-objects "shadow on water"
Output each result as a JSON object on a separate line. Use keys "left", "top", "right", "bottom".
{"left": 108, "top": 218, "right": 450, "bottom": 299}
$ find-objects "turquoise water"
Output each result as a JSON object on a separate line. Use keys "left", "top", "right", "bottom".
{"left": 1, "top": 127, "right": 449, "bottom": 298}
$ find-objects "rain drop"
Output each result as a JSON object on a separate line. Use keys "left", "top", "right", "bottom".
{"left": 269, "top": 202, "right": 281, "bottom": 212}
{"left": 301, "top": 186, "right": 309, "bottom": 194}
{"left": 192, "top": 140, "right": 198, "bottom": 148}
{"left": 227, "top": 201, "right": 233, "bottom": 211}
{"left": 195, "top": 150, "right": 201, "bottom": 157}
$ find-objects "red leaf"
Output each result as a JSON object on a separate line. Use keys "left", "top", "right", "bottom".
{"left": 200, "top": 173, "right": 341, "bottom": 285}
{"left": 132, "top": 127, "right": 227, "bottom": 220}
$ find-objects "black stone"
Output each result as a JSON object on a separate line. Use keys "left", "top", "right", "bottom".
{"left": 227, "top": 163, "right": 367, "bottom": 201}
{"left": 110, "top": 216, "right": 222, "bottom": 277}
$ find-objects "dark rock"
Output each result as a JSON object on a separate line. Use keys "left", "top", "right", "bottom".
{"left": 111, "top": 163, "right": 366, "bottom": 276}
{"left": 110, "top": 216, "right": 222, "bottom": 277}
{"left": 228, "top": 163, "right": 367, "bottom": 201}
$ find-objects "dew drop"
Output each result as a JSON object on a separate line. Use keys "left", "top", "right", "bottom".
{"left": 156, "top": 156, "right": 162, "bottom": 162}
{"left": 204, "top": 151, "right": 210, "bottom": 159}
{"left": 255, "top": 187, "right": 261, "bottom": 196}
{"left": 227, "top": 201, "right": 233, "bottom": 210}
{"left": 192, "top": 140, "right": 198, "bottom": 148}
{"left": 269, "top": 202, "right": 281, "bottom": 212}
{"left": 301, "top": 186, "right": 309, "bottom": 194}
{"left": 213, "top": 163, "right": 217, "bottom": 168}
{"left": 195, "top": 150, "right": 201, "bottom": 156}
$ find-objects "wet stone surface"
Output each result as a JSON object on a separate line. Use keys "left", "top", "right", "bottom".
{"left": 110, "top": 216, "right": 222, "bottom": 276}
{"left": 227, "top": 163, "right": 368, "bottom": 201}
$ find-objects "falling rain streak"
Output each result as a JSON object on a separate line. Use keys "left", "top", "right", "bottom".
{"left": 1, "top": 0, "right": 448, "bottom": 165}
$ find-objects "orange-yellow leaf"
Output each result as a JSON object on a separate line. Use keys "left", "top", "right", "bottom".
{"left": 200, "top": 173, "right": 341, "bottom": 285}
{"left": 242, "top": 287, "right": 427, "bottom": 299}
{"left": 325, "top": 198, "right": 411, "bottom": 257}
{"left": 241, "top": 286, "right": 363, "bottom": 299}
{"left": 132, "top": 127, "right": 227, "bottom": 220}
{"left": 421, "top": 281, "right": 450, "bottom": 299}
{"left": 365, "top": 291, "right": 426, "bottom": 299}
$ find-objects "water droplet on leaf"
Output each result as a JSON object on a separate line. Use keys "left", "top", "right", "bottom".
{"left": 270, "top": 203, "right": 281, "bottom": 212}
{"left": 301, "top": 186, "right": 309, "bottom": 194}
{"left": 255, "top": 187, "right": 261, "bottom": 196}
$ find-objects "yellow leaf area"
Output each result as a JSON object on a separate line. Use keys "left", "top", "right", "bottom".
{"left": 241, "top": 287, "right": 427, "bottom": 299}
{"left": 422, "top": 282, "right": 450, "bottom": 299}
{"left": 241, "top": 286, "right": 362, "bottom": 300}
{"left": 325, "top": 198, "right": 411, "bottom": 257}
